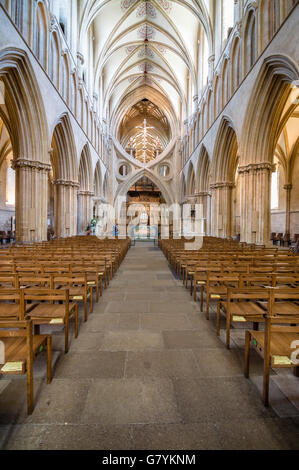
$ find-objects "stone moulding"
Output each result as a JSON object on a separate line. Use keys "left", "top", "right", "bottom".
{"left": 78, "top": 190, "right": 94, "bottom": 196}
{"left": 52, "top": 179, "right": 80, "bottom": 188}
{"left": 12, "top": 159, "right": 51, "bottom": 172}
{"left": 238, "top": 162, "right": 276, "bottom": 174}
{"left": 209, "top": 182, "right": 235, "bottom": 190}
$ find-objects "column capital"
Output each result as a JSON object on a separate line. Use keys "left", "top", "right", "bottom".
{"left": 194, "top": 191, "right": 211, "bottom": 197}
{"left": 78, "top": 190, "right": 94, "bottom": 196}
{"left": 238, "top": 162, "right": 275, "bottom": 174}
{"left": 283, "top": 184, "right": 292, "bottom": 190}
{"left": 53, "top": 179, "right": 80, "bottom": 188}
{"left": 11, "top": 159, "right": 52, "bottom": 172}
{"left": 210, "top": 181, "right": 235, "bottom": 190}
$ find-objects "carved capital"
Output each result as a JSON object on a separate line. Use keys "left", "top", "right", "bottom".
{"left": 194, "top": 191, "right": 210, "bottom": 197}
{"left": 210, "top": 182, "right": 235, "bottom": 190}
{"left": 283, "top": 184, "right": 293, "bottom": 191}
{"left": 12, "top": 159, "right": 52, "bottom": 172}
{"left": 78, "top": 190, "right": 94, "bottom": 196}
{"left": 238, "top": 162, "right": 275, "bottom": 174}
{"left": 53, "top": 179, "right": 80, "bottom": 188}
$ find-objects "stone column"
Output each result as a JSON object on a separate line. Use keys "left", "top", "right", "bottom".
{"left": 12, "top": 159, "right": 51, "bottom": 242}
{"left": 238, "top": 162, "right": 274, "bottom": 245}
{"left": 53, "top": 179, "right": 79, "bottom": 238}
{"left": 284, "top": 183, "right": 292, "bottom": 237}
{"left": 210, "top": 182, "right": 234, "bottom": 238}
{"left": 77, "top": 190, "right": 94, "bottom": 234}
{"left": 195, "top": 191, "right": 211, "bottom": 236}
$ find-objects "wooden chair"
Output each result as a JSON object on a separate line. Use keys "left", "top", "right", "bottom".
{"left": 204, "top": 272, "right": 240, "bottom": 321}
{"left": 22, "top": 288, "right": 78, "bottom": 353}
{"left": 224, "top": 288, "right": 270, "bottom": 349}
{"left": 52, "top": 273, "right": 92, "bottom": 322}
{"left": 0, "top": 288, "right": 38, "bottom": 320}
{"left": 245, "top": 289, "right": 299, "bottom": 406}
{"left": 0, "top": 320, "right": 52, "bottom": 414}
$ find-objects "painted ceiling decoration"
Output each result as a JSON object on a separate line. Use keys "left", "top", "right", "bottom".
{"left": 82, "top": 0, "right": 211, "bottom": 163}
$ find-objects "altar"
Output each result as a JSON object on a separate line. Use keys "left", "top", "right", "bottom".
{"left": 130, "top": 224, "right": 158, "bottom": 240}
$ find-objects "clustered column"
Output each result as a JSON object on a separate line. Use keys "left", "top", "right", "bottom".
{"left": 77, "top": 190, "right": 94, "bottom": 234}
{"left": 12, "top": 158, "right": 51, "bottom": 242}
{"left": 53, "top": 179, "right": 79, "bottom": 237}
{"left": 195, "top": 191, "right": 211, "bottom": 236}
{"left": 210, "top": 182, "right": 235, "bottom": 238}
{"left": 284, "top": 183, "right": 292, "bottom": 237}
{"left": 238, "top": 162, "right": 274, "bottom": 245}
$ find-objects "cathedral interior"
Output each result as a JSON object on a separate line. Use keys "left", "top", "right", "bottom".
{"left": 0, "top": 0, "right": 299, "bottom": 453}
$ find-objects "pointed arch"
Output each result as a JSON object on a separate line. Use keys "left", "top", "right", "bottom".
{"left": 34, "top": 1, "right": 48, "bottom": 70}
{"left": 0, "top": 48, "right": 49, "bottom": 163}
{"left": 230, "top": 36, "right": 241, "bottom": 93}
{"left": 197, "top": 145, "right": 211, "bottom": 193}
{"left": 114, "top": 168, "right": 174, "bottom": 205}
{"left": 50, "top": 114, "right": 78, "bottom": 182}
{"left": 212, "top": 117, "right": 239, "bottom": 183}
{"left": 243, "top": 7, "right": 257, "bottom": 74}
{"left": 242, "top": 55, "right": 299, "bottom": 165}
{"left": 49, "top": 30, "right": 60, "bottom": 89}
{"left": 79, "top": 143, "right": 93, "bottom": 192}
{"left": 186, "top": 161, "right": 195, "bottom": 196}
{"left": 94, "top": 160, "right": 102, "bottom": 197}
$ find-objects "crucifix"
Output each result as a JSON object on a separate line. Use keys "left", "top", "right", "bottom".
{"left": 135, "top": 118, "right": 154, "bottom": 164}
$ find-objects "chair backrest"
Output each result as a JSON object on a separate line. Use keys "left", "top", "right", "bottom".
{"left": 22, "top": 288, "right": 69, "bottom": 308}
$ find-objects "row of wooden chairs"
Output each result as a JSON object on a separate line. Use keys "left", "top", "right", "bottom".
{"left": 0, "top": 236, "right": 131, "bottom": 414}
{"left": 161, "top": 236, "right": 299, "bottom": 406}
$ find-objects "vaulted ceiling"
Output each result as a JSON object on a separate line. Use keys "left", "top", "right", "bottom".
{"left": 79, "top": 0, "right": 212, "bottom": 132}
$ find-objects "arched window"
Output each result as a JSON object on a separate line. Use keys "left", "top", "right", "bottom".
{"left": 231, "top": 37, "right": 241, "bottom": 92}
{"left": 244, "top": 10, "right": 257, "bottom": 73}
{"left": 269, "top": 0, "right": 281, "bottom": 38}
{"left": 222, "top": 60, "right": 229, "bottom": 105}
{"left": 35, "top": 2, "right": 47, "bottom": 69}
{"left": 49, "top": 32, "right": 60, "bottom": 89}
{"left": 222, "top": 0, "right": 234, "bottom": 42}
{"left": 60, "top": 54, "right": 69, "bottom": 102}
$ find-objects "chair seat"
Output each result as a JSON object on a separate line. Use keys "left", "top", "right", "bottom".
{"left": 273, "top": 302, "right": 299, "bottom": 316}
{"left": 26, "top": 303, "right": 76, "bottom": 320}
{"left": 0, "top": 303, "right": 38, "bottom": 319}
{"left": 0, "top": 335, "right": 47, "bottom": 370}
{"left": 250, "top": 330, "right": 299, "bottom": 365}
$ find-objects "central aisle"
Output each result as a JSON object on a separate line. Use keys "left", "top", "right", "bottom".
{"left": 1, "top": 242, "right": 299, "bottom": 449}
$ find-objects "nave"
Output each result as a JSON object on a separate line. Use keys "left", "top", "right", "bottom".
{"left": 1, "top": 242, "right": 299, "bottom": 450}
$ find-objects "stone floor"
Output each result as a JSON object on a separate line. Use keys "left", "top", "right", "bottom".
{"left": 1, "top": 241, "right": 299, "bottom": 450}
